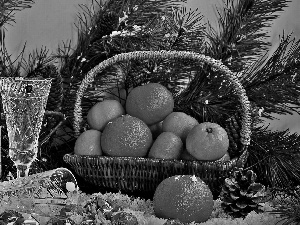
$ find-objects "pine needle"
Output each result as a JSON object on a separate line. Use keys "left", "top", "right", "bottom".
{"left": 269, "top": 187, "right": 300, "bottom": 225}
{"left": 205, "top": 0, "right": 290, "bottom": 72}
{"left": 0, "top": 0, "right": 34, "bottom": 27}
{"left": 241, "top": 32, "right": 300, "bottom": 119}
{"left": 246, "top": 126, "right": 300, "bottom": 189}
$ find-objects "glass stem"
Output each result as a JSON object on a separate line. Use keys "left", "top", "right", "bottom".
{"left": 16, "top": 165, "right": 30, "bottom": 178}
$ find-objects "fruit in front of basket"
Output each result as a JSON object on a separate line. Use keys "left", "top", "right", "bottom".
{"left": 162, "top": 112, "right": 199, "bottom": 142}
{"left": 186, "top": 122, "right": 229, "bottom": 161}
{"left": 153, "top": 175, "right": 214, "bottom": 223}
{"left": 74, "top": 130, "right": 102, "bottom": 156}
{"left": 126, "top": 83, "right": 174, "bottom": 125}
{"left": 148, "top": 132, "right": 183, "bottom": 160}
{"left": 101, "top": 114, "right": 153, "bottom": 157}
{"left": 111, "top": 211, "right": 138, "bottom": 225}
{"left": 87, "top": 99, "right": 125, "bottom": 131}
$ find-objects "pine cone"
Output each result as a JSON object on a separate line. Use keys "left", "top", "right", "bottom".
{"left": 220, "top": 168, "right": 266, "bottom": 218}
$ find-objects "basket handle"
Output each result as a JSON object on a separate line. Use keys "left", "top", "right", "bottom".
{"left": 74, "top": 50, "right": 252, "bottom": 146}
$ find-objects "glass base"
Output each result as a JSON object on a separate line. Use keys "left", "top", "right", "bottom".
{"left": 16, "top": 164, "right": 30, "bottom": 178}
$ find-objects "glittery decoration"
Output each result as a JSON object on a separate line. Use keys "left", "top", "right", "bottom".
{"left": 111, "top": 211, "right": 138, "bottom": 225}
{"left": 0, "top": 168, "right": 78, "bottom": 216}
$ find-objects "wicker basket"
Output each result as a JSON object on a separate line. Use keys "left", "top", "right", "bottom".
{"left": 63, "top": 50, "right": 252, "bottom": 197}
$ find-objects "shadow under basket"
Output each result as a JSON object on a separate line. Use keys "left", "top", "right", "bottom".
{"left": 63, "top": 50, "right": 252, "bottom": 198}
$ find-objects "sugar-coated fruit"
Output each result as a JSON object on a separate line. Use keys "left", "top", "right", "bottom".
{"left": 126, "top": 83, "right": 174, "bottom": 125}
{"left": 101, "top": 115, "right": 153, "bottom": 157}
{"left": 153, "top": 175, "right": 214, "bottom": 223}
{"left": 148, "top": 132, "right": 183, "bottom": 160}
{"left": 186, "top": 122, "right": 229, "bottom": 161}
{"left": 162, "top": 112, "right": 199, "bottom": 142}
{"left": 74, "top": 130, "right": 102, "bottom": 156}
{"left": 87, "top": 99, "right": 125, "bottom": 131}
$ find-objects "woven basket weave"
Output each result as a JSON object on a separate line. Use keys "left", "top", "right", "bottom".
{"left": 63, "top": 50, "right": 252, "bottom": 197}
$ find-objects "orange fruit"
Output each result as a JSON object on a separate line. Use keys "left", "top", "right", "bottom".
{"left": 186, "top": 122, "right": 229, "bottom": 161}
{"left": 148, "top": 132, "right": 183, "bottom": 159}
{"left": 153, "top": 175, "right": 214, "bottom": 223}
{"left": 87, "top": 99, "right": 125, "bottom": 131}
{"left": 125, "top": 83, "right": 174, "bottom": 125}
{"left": 74, "top": 130, "right": 102, "bottom": 156}
{"left": 162, "top": 112, "right": 199, "bottom": 142}
{"left": 101, "top": 114, "right": 153, "bottom": 157}
{"left": 149, "top": 121, "right": 163, "bottom": 140}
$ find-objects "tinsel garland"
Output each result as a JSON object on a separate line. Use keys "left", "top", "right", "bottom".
{"left": 0, "top": 190, "right": 286, "bottom": 225}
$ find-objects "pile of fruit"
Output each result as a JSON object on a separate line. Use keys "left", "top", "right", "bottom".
{"left": 71, "top": 83, "right": 235, "bottom": 223}
{"left": 74, "top": 83, "right": 230, "bottom": 162}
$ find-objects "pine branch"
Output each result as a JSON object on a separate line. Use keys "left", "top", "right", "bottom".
{"left": 240, "top": 32, "right": 300, "bottom": 119}
{"left": 161, "top": 6, "right": 206, "bottom": 52}
{"left": 0, "top": 1, "right": 35, "bottom": 77}
{"left": 175, "top": 64, "right": 240, "bottom": 123}
{"left": 21, "top": 46, "right": 54, "bottom": 76}
{"left": 56, "top": 0, "right": 205, "bottom": 120}
{"left": 0, "top": 41, "right": 27, "bottom": 77}
{"left": 205, "top": 0, "right": 290, "bottom": 72}
{"left": 269, "top": 187, "right": 300, "bottom": 225}
{"left": 245, "top": 126, "right": 300, "bottom": 189}
{"left": 104, "top": 0, "right": 186, "bottom": 26}
{"left": 0, "top": 0, "right": 34, "bottom": 27}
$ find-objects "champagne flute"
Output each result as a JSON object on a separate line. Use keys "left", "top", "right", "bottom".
{"left": 0, "top": 77, "right": 52, "bottom": 178}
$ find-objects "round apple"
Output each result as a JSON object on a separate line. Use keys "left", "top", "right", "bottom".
{"left": 186, "top": 122, "right": 229, "bottom": 161}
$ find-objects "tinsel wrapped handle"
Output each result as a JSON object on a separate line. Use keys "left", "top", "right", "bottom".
{"left": 73, "top": 50, "right": 252, "bottom": 147}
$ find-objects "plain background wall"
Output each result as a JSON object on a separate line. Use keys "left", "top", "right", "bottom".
{"left": 4, "top": 0, "right": 300, "bottom": 134}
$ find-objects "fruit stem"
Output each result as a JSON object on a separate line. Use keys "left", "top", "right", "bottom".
{"left": 206, "top": 128, "right": 213, "bottom": 133}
